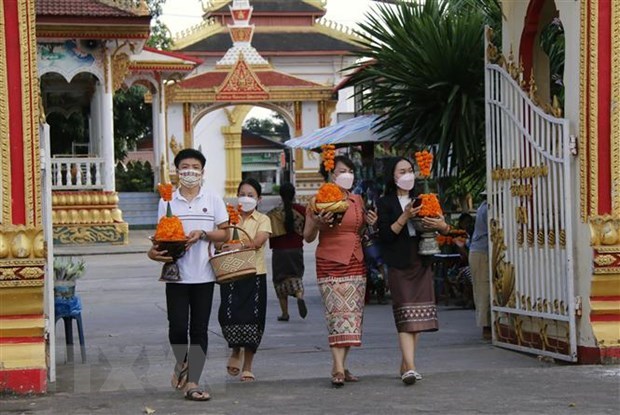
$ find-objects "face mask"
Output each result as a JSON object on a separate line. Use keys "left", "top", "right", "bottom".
{"left": 178, "top": 169, "right": 203, "bottom": 188}
{"left": 334, "top": 172, "right": 354, "bottom": 190}
{"left": 238, "top": 196, "right": 258, "bottom": 212}
{"left": 396, "top": 173, "right": 415, "bottom": 191}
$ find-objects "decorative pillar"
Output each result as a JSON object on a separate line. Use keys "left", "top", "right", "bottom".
{"left": 222, "top": 105, "right": 251, "bottom": 197}
{"left": 157, "top": 77, "right": 168, "bottom": 185}
{"left": 100, "top": 58, "right": 115, "bottom": 192}
{"left": 580, "top": 0, "right": 620, "bottom": 363}
{"left": 0, "top": 0, "right": 48, "bottom": 393}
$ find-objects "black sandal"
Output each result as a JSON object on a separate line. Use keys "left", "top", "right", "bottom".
{"left": 184, "top": 387, "right": 211, "bottom": 401}
{"left": 297, "top": 298, "right": 308, "bottom": 319}
{"left": 171, "top": 360, "right": 188, "bottom": 390}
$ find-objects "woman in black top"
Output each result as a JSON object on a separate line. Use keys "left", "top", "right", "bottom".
{"left": 377, "top": 157, "right": 450, "bottom": 385}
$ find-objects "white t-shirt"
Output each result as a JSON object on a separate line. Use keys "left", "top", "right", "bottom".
{"left": 157, "top": 187, "right": 228, "bottom": 284}
{"left": 397, "top": 195, "right": 416, "bottom": 237}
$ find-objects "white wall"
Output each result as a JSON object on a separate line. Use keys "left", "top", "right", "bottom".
{"left": 166, "top": 103, "right": 185, "bottom": 169}
{"left": 193, "top": 108, "right": 229, "bottom": 196}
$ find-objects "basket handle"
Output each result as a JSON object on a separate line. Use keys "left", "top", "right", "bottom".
{"left": 208, "top": 225, "right": 256, "bottom": 258}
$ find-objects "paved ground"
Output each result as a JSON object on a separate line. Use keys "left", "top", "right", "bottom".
{"left": 3, "top": 230, "right": 619, "bottom": 414}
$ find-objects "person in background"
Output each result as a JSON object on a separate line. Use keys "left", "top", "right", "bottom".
{"left": 304, "top": 155, "right": 377, "bottom": 388}
{"left": 147, "top": 148, "right": 229, "bottom": 401}
{"left": 267, "top": 182, "right": 307, "bottom": 321}
{"left": 468, "top": 192, "right": 491, "bottom": 340}
{"left": 218, "top": 178, "right": 272, "bottom": 382}
{"left": 377, "top": 157, "right": 451, "bottom": 386}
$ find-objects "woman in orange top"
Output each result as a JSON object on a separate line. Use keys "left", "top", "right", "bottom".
{"left": 304, "top": 155, "right": 377, "bottom": 387}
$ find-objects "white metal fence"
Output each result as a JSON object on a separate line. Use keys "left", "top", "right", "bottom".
{"left": 51, "top": 157, "right": 105, "bottom": 190}
{"left": 485, "top": 63, "right": 577, "bottom": 361}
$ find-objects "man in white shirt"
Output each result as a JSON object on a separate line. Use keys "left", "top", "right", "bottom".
{"left": 148, "top": 148, "right": 229, "bottom": 401}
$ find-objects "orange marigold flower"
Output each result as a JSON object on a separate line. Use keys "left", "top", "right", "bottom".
{"left": 321, "top": 144, "right": 337, "bottom": 172}
{"left": 226, "top": 203, "right": 241, "bottom": 226}
{"left": 418, "top": 193, "right": 443, "bottom": 217}
{"left": 158, "top": 183, "right": 174, "bottom": 202}
{"left": 316, "top": 183, "right": 344, "bottom": 203}
{"left": 414, "top": 150, "right": 433, "bottom": 178}
{"left": 155, "top": 216, "right": 186, "bottom": 241}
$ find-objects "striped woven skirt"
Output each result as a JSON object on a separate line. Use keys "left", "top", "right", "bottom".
{"left": 316, "top": 256, "right": 366, "bottom": 347}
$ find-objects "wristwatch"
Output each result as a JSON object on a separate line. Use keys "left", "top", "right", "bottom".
{"left": 200, "top": 230, "right": 208, "bottom": 241}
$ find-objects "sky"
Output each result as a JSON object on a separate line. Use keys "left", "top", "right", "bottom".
{"left": 161, "top": 0, "right": 375, "bottom": 38}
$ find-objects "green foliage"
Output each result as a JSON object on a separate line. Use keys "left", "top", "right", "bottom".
{"left": 540, "top": 18, "right": 565, "bottom": 110}
{"left": 113, "top": 85, "right": 152, "bottom": 161}
{"left": 243, "top": 113, "right": 290, "bottom": 141}
{"left": 349, "top": 0, "right": 488, "bottom": 187}
{"left": 146, "top": 0, "right": 173, "bottom": 50}
{"left": 115, "top": 160, "right": 155, "bottom": 192}
{"left": 47, "top": 111, "right": 88, "bottom": 155}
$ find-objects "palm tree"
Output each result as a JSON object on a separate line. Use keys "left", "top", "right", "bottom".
{"left": 349, "top": 0, "right": 489, "bottom": 189}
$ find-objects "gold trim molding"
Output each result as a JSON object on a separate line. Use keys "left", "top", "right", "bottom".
{"left": 588, "top": 0, "right": 599, "bottom": 218}
{"left": 112, "top": 53, "right": 131, "bottom": 92}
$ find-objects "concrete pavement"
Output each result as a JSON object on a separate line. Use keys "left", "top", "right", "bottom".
{"left": 4, "top": 230, "right": 620, "bottom": 414}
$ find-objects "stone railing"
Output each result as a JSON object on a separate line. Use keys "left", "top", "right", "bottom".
{"left": 51, "top": 157, "right": 105, "bottom": 190}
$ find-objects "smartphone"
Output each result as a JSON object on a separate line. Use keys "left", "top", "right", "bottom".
{"left": 411, "top": 197, "right": 423, "bottom": 209}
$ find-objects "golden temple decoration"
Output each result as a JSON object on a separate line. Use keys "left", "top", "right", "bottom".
{"left": 0, "top": 225, "right": 46, "bottom": 260}
{"left": 53, "top": 223, "right": 129, "bottom": 245}
{"left": 172, "top": 18, "right": 222, "bottom": 51}
{"left": 169, "top": 135, "right": 182, "bottom": 156}
{"left": 490, "top": 219, "right": 516, "bottom": 308}
{"left": 485, "top": 27, "right": 564, "bottom": 120}
{"left": 588, "top": 1, "right": 599, "bottom": 218}
{"left": 99, "top": 0, "right": 149, "bottom": 15}
{"left": 492, "top": 165, "right": 548, "bottom": 181}
{"left": 215, "top": 55, "right": 269, "bottom": 101}
{"left": 589, "top": 214, "right": 620, "bottom": 247}
{"left": 579, "top": 0, "right": 589, "bottom": 221}
{"left": 51, "top": 191, "right": 128, "bottom": 244}
{"left": 112, "top": 53, "right": 131, "bottom": 92}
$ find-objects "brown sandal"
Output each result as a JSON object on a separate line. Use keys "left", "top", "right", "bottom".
{"left": 331, "top": 372, "right": 345, "bottom": 388}
{"left": 344, "top": 370, "right": 359, "bottom": 382}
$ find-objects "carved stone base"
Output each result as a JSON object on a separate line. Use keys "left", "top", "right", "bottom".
{"left": 53, "top": 223, "right": 129, "bottom": 245}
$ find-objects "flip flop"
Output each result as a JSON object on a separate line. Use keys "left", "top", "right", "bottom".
{"left": 184, "top": 387, "right": 211, "bottom": 401}
{"left": 344, "top": 369, "right": 359, "bottom": 382}
{"left": 240, "top": 370, "right": 255, "bottom": 382}
{"left": 171, "top": 361, "right": 188, "bottom": 390}
{"left": 401, "top": 370, "right": 417, "bottom": 385}
{"left": 227, "top": 355, "right": 241, "bottom": 376}
{"left": 297, "top": 298, "right": 308, "bottom": 319}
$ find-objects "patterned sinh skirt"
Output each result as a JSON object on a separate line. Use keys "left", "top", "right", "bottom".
{"left": 218, "top": 274, "right": 267, "bottom": 354}
{"left": 272, "top": 248, "right": 305, "bottom": 299}
{"left": 317, "top": 273, "right": 366, "bottom": 348}
{"left": 387, "top": 240, "right": 438, "bottom": 333}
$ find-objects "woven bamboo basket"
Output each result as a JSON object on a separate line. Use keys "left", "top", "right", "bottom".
{"left": 209, "top": 226, "right": 257, "bottom": 284}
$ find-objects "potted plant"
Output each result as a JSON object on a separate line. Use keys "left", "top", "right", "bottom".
{"left": 53, "top": 256, "right": 86, "bottom": 299}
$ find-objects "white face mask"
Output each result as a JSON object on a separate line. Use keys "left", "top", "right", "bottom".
{"left": 396, "top": 173, "right": 415, "bottom": 191}
{"left": 238, "top": 196, "right": 258, "bottom": 212}
{"left": 178, "top": 169, "right": 203, "bottom": 188}
{"left": 334, "top": 172, "right": 354, "bottom": 190}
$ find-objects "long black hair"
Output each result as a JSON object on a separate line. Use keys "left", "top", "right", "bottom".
{"left": 319, "top": 155, "right": 355, "bottom": 182}
{"left": 383, "top": 156, "right": 416, "bottom": 198}
{"left": 279, "top": 182, "right": 296, "bottom": 233}
{"left": 237, "top": 177, "right": 262, "bottom": 197}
